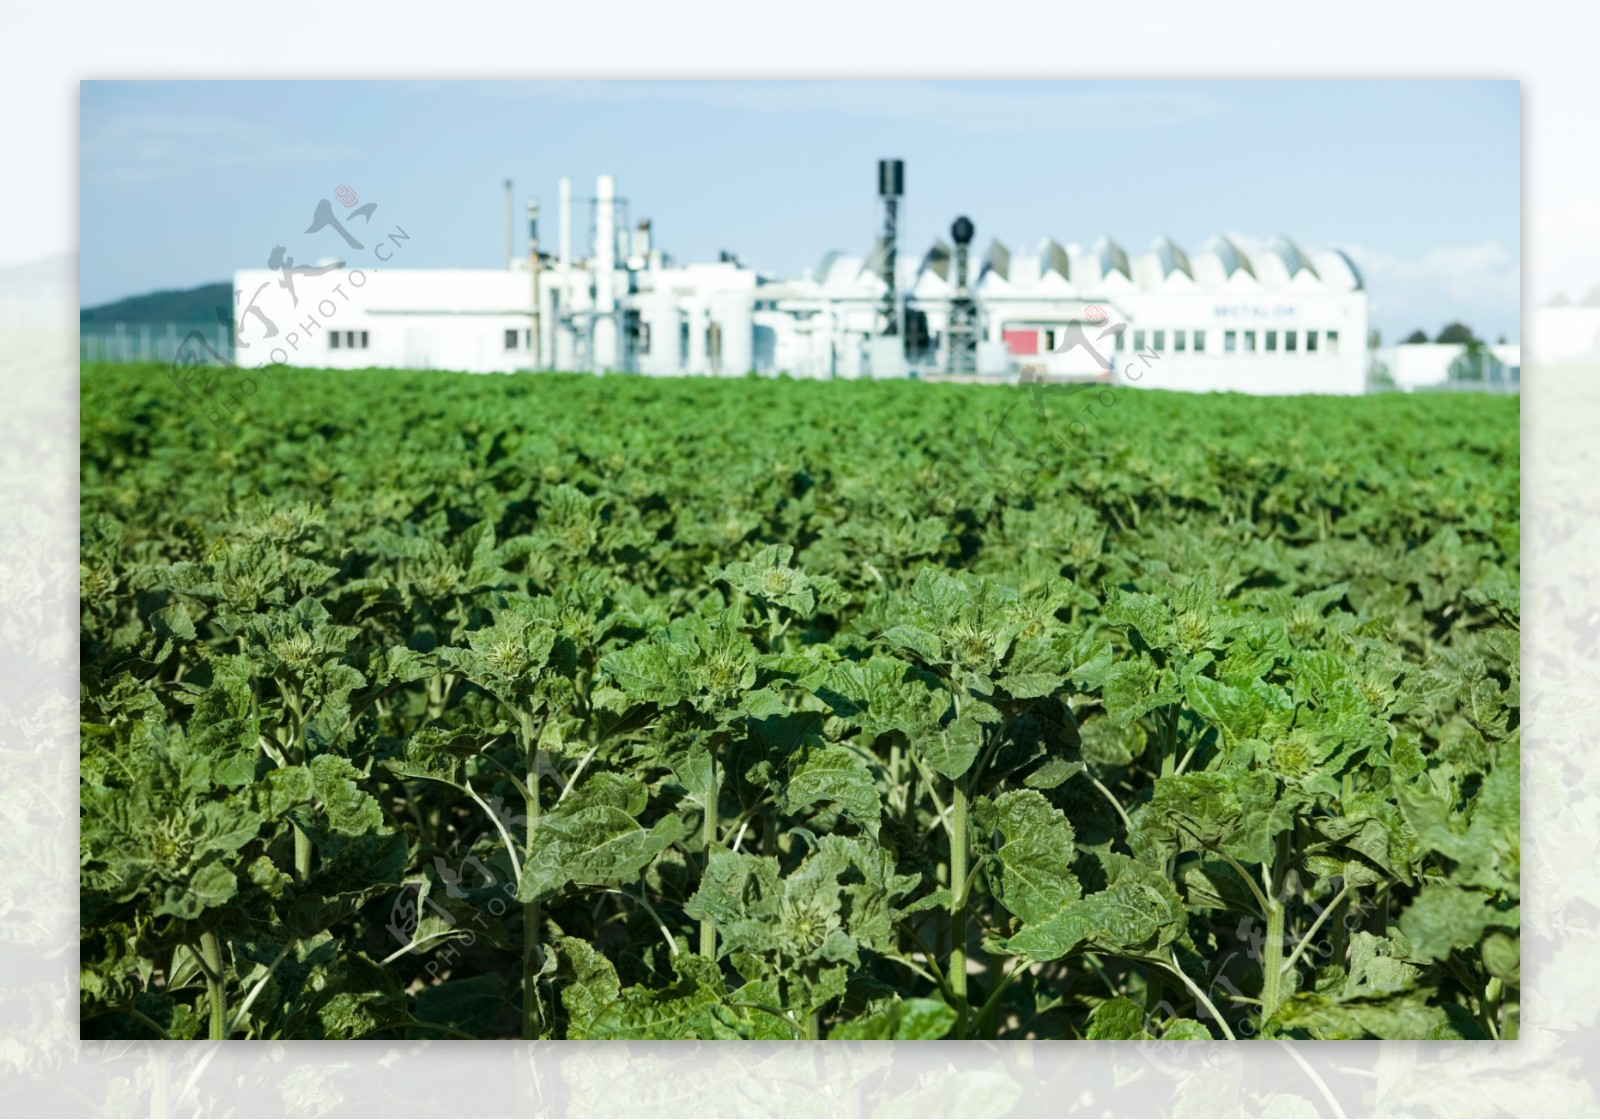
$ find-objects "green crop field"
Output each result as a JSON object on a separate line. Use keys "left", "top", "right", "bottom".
{"left": 79, "top": 362, "right": 1519, "bottom": 1041}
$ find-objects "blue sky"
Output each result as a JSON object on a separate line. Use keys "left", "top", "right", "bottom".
{"left": 80, "top": 79, "right": 1521, "bottom": 343}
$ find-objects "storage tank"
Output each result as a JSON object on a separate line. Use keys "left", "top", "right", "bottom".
{"left": 713, "top": 291, "right": 754, "bottom": 376}
{"left": 637, "top": 291, "right": 683, "bottom": 376}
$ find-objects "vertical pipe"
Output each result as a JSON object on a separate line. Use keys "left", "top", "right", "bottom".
{"left": 528, "top": 197, "right": 540, "bottom": 371}
{"left": 504, "top": 179, "right": 514, "bottom": 270}
{"left": 593, "top": 174, "right": 617, "bottom": 372}
{"left": 558, "top": 177, "right": 572, "bottom": 269}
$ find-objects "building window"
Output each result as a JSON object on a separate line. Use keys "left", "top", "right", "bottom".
{"left": 330, "top": 331, "right": 341, "bottom": 349}
{"left": 1194, "top": 330, "right": 1206, "bottom": 352}
{"left": 1265, "top": 330, "right": 1278, "bottom": 352}
{"left": 1153, "top": 330, "right": 1165, "bottom": 351}
{"left": 1225, "top": 330, "right": 1237, "bottom": 352}
{"left": 1114, "top": 326, "right": 1126, "bottom": 351}
{"left": 505, "top": 328, "right": 519, "bottom": 351}
{"left": 1133, "top": 329, "right": 1146, "bottom": 351}
{"left": 1285, "top": 330, "right": 1297, "bottom": 352}
{"left": 1326, "top": 330, "right": 1340, "bottom": 353}
{"left": 1174, "top": 330, "right": 1187, "bottom": 352}
{"left": 359, "top": 330, "right": 369, "bottom": 349}
{"left": 339, "top": 330, "right": 367, "bottom": 349}
{"left": 1244, "top": 330, "right": 1257, "bottom": 352}
{"left": 1306, "top": 330, "right": 1319, "bottom": 352}
{"left": 639, "top": 322, "right": 652, "bottom": 356}
{"left": 1043, "top": 328, "right": 1056, "bottom": 352}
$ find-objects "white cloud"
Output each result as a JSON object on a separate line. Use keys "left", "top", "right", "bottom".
{"left": 491, "top": 80, "right": 1226, "bottom": 133}
{"left": 1343, "top": 240, "right": 1520, "bottom": 334}
{"left": 81, "top": 111, "right": 353, "bottom": 183}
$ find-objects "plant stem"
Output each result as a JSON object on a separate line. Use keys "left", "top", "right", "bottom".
{"left": 293, "top": 825, "right": 312, "bottom": 882}
{"left": 519, "top": 709, "right": 543, "bottom": 1040}
{"left": 1484, "top": 976, "right": 1504, "bottom": 1040}
{"left": 1154, "top": 951, "right": 1237, "bottom": 1041}
{"left": 1281, "top": 881, "right": 1352, "bottom": 982}
{"left": 1159, "top": 703, "right": 1180, "bottom": 778}
{"left": 197, "top": 931, "right": 226, "bottom": 1041}
{"left": 972, "top": 958, "right": 1030, "bottom": 1039}
{"left": 948, "top": 779, "right": 970, "bottom": 1020}
{"left": 1261, "top": 895, "right": 1286, "bottom": 1023}
{"left": 700, "top": 756, "right": 719, "bottom": 959}
{"left": 1259, "top": 832, "right": 1291, "bottom": 1026}
{"left": 1087, "top": 773, "right": 1133, "bottom": 832}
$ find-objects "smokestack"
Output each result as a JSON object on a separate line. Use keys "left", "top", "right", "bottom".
{"left": 558, "top": 176, "right": 572, "bottom": 268}
{"left": 593, "top": 174, "right": 617, "bottom": 370}
{"left": 504, "top": 179, "right": 514, "bottom": 269}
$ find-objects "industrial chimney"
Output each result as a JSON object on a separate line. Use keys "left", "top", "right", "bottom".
{"left": 947, "top": 215, "right": 977, "bottom": 376}
{"left": 592, "top": 174, "right": 618, "bottom": 372}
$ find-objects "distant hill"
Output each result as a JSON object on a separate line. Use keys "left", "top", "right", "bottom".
{"left": 80, "top": 281, "right": 231, "bottom": 325}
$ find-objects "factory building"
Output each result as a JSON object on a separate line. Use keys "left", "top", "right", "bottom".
{"left": 234, "top": 164, "right": 1370, "bottom": 394}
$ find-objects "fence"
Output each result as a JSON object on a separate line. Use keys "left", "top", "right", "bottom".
{"left": 80, "top": 322, "right": 235, "bottom": 365}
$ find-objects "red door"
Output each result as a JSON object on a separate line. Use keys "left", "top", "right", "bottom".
{"left": 1003, "top": 328, "right": 1039, "bottom": 356}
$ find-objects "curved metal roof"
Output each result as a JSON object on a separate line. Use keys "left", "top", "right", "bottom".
{"left": 1093, "top": 237, "right": 1131, "bottom": 281}
{"left": 980, "top": 239, "right": 1012, "bottom": 283}
{"left": 1331, "top": 247, "right": 1364, "bottom": 291}
{"left": 1266, "top": 234, "right": 1319, "bottom": 280}
{"left": 1041, "top": 239, "right": 1070, "bottom": 281}
{"left": 1205, "top": 235, "right": 1255, "bottom": 279}
{"left": 1152, "top": 235, "right": 1192, "bottom": 279}
{"left": 816, "top": 250, "right": 843, "bottom": 285}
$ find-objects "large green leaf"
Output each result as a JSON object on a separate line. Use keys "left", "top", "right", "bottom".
{"left": 973, "top": 789, "right": 1080, "bottom": 925}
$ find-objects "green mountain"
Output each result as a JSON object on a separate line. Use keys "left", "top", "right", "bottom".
{"left": 80, "top": 281, "right": 232, "bottom": 325}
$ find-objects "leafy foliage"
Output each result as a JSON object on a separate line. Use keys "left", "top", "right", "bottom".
{"left": 80, "top": 362, "right": 1518, "bottom": 1040}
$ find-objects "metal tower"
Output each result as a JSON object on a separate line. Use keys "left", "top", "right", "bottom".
{"left": 947, "top": 215, "right": 977, "bottom": 376}
{"left": 878, "top": 159, "right": 904, "bottom": 339}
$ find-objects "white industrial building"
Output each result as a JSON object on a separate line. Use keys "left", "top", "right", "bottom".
{"left": 1391, "top": 341, "right": 1521, "bottom": 392}
{"left": 234, "top": 168, "right": 1370, "bottom": 394}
